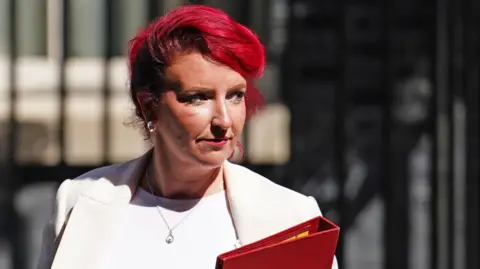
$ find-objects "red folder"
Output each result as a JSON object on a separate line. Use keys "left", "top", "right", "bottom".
{"left": 215, "top": 216, "right": 339, "bottom": 269}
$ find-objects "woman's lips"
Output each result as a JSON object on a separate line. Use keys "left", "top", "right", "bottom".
{"left": 198, "top": 138, "right": 229, "bottom": 147}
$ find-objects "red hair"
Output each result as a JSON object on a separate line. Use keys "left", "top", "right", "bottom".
{"left": 128, "top": 4, "right": 266, "bottom": 133}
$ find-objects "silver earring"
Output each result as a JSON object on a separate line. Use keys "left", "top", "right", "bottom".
{"left": 147, "top": 121, "right": 155, "bottom": 133}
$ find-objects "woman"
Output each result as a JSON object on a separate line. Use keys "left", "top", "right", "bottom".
{"left": 37, "top": 5, "right": 338, "bottom": 269}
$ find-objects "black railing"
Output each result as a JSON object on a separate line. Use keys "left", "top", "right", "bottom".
{"left": 4, "top": 1, "right": 23, "bottom": 269}
{"left": 58, "top": 0, "right": 68, "bottom": 164}
{"left": 464, "top": 0, "right": 480, "bottom": 268}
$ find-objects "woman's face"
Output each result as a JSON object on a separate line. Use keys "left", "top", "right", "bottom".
{"left": 146, "top": 52, "right": 247, "bottom": 167}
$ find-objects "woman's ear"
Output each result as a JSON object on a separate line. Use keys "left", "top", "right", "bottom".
{"left": 136, "top": 92, "right": 157, "bottom": 121}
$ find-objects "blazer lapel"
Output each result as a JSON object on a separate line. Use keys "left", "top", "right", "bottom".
{"left": 51, "top": 190, "right": 129, "bottom": 269}
{"left": 224, "top": 161, "right": 297, "bottom": 246}
{"left": 51, "top": 150, "right": 151, "bottom": 269}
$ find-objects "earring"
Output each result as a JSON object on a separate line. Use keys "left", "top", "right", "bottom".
{"left": 147, "top": 121, "right": 155, "bottom": 133}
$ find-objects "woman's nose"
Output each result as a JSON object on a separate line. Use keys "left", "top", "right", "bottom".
{"left": 211, "top": 100, "right": 232, "bottom": 129}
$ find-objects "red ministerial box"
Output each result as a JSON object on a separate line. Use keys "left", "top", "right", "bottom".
{"left": 215, "top": 216, "right": 339, "bottom": 269}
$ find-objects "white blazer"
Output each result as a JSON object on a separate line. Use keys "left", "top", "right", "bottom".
{"left": 37, "top": 149, "right": 339, "bottom": 269}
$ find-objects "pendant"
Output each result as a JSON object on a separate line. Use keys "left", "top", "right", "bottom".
{"left": 165, "top": 232, "right": 174, "bottom": 244}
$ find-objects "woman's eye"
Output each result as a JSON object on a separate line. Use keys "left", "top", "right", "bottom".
{"left": 180, "top": 93, "right": 208, "bottom": 104}
{"left": 229, "top": 91, "right": 245, "bottom": 103}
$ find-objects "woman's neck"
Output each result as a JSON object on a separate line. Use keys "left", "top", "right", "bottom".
{"left": 146, "top": 150, "right": 225, "bottom": 199}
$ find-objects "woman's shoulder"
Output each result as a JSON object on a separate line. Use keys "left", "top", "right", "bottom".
{"left": 225, "top": 162, "right": 322, "bottom": 215}
{"left": 64, "top": 152, "right": 146, "bottom": 184}
{"left": 58, "top": 161, "right": 133, "bottom": 191}
{"left": 74, "top": 157, "right": 142, "bottom": 182}
{"left": 55, "top": 157, "right": 143, "bottom": 211}
{"left": 226, "top": 162, "right": 309, "bottom": 198}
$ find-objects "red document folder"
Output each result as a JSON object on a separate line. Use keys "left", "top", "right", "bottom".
{"left": 215, "top": 216, "right": 339, "bottom": 269}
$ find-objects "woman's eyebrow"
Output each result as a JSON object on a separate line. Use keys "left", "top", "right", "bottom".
{"left": 181, "top": 82, "right": 247, "bottom": 93}
{"left": 184, "top": 86, "right": 213, "bottom": 92}
{"left": 227, "top": 83, "right": 247, "bottom": 90}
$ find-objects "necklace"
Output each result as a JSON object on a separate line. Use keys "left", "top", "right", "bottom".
{"left": 145, "top": 170, "right": 202, "bottom": 244}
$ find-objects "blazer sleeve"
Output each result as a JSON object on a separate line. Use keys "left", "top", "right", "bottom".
{"left": 36, "top": 180, "right": 72, "bottom": 269}
{"left": 307, "top": 196, "right": 340, "bottom": 269}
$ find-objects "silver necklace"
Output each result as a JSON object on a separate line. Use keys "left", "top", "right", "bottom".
{"left": 145, "top": 170, "right": 201, "bottom": 244}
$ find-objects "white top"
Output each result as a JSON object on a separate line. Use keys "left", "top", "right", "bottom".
{"left": 97, "top": 187, "right": 238, "bottom": 269}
